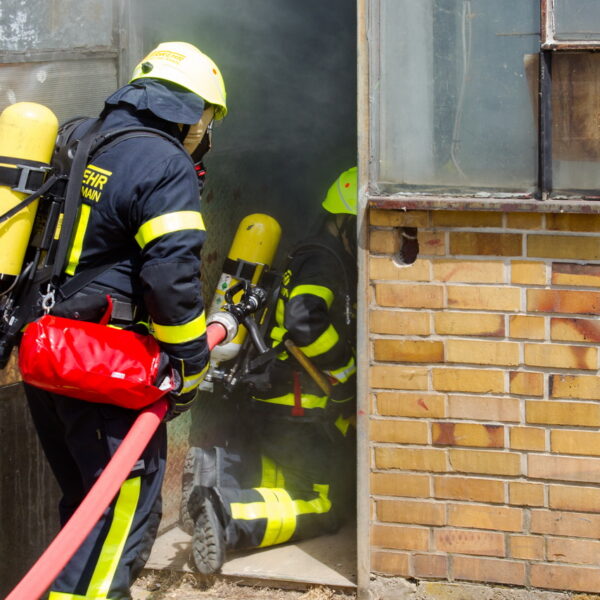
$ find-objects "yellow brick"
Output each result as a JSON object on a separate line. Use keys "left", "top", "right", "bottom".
{"left": 433, "top": 368, "right": 505, "bottom": 394}
{"left": 370, "top": 209, "right": 429, "bottom": 228}
{"left": 371, "top": 366, "right": 429, "bottom": 390}
{"left": 450, "top": 232, "right": 522, "bottom": 256}
{"left": 371, "top": 550, "right": 410, "bottom": 576}
{"left": 435, "top": 312, "right": 505, "bottom": 337}
{"left": 547, "top": 537, "right": 600, "bottom": 566}
{"left": 449, "top": 449, "right": 521, "bottom": 476}
{"left": 432, "top": 423, "right": 504, "bottom": 449}
{"left": 374, "top": 340, "right": 444, "bottom": 363}
{"left": 370, "top": 257, "right": 431, "bottom": 281}
{"left": 552, "top": 262, "right": 600, "bottom": 288}
{"left": 509, "top": 535, "right": 544, "bottom": 560}
{"left": 511, "top": 261, "right": 547, "bottom": 285}
{"left": 375, "top": 447, "right": 447, "bottom": 472}
{"left": 448, "top": 503, "right": 523, "bottom": 532}
{"left": 433, "top": 476, "right": 504, "bottom": 503}
{"left": 509, "top": 315, "right": 546, "bottom": 340}
{"left": 531, "top": 509, "right": 600, "bottom": 538}
{"left": 448, "top": 395, "right": 520, "bottom": 423}
{"left": 419, "top": 231, "right": 446, "bottom": 256}
{"left": 547, "top": 213, "right": 600, "bottom": 232}
{"left": 510, "top": 427, "right": 546, "bottom": 452}
{"left": 453, "top": 556, "right": 526, "bottom": 587}
{"left": 524, "top": 343, "right": 597, "bottom": 370}
{"left": 370, "top": 229, "right": 397, "bottom": 254}
{"left": 509, "top": 482, "right": 545, "bottom": 507}
{"left": 528, "top": 234, "right": 600, "bottom": 260}
{"left": 551, "top": 317, "right": 600, "bottom": 343}
{"left": 370, "top": 419, "right": 429, "bottom": 444}
{"left": 549, "top": 485, "right": 600, "bottom": 513}
{"left": 377, "top": 392, "right": 446, "bottom": 418}
{"left": 509, "top": 371, "right": 544, "bottom": 396}
{"left": 527, "top": 288, "right": 600, "bottom": 315}
{"left": 434, "top": 529, "right": 504, "bottom": 557}
{"left": 370, "top": 310, "right": 431, "bottom": 335}
{"left": 432, "top": 211, "right": 502, "bottom": 228}
{"left": 531, "top": 563, "right": 600, "bottom": 593}
{"left": 526, "top": 400, "right": 600, "bottom": 426}
{"left": 446, "top": 339, "right": 519, "bottom": 366}
{"left": 371, "top": 524, "right": 430, "bottom": 551}
{"left": 506, "top": 213, "right": 544, "bottom": 230}
{"left": 551, "top": 430, "right": 600, "bottom": 457}
{"left": 432, "top": 260, "right": 505, "bottom": 283}
{"left": 551, "top": 374, "right": 600, "bottom": 401}
{"left": 529, "top": 454, "right": 600, "bottom": 484}
{"left": 371, "top": 472, "right": 431, "bottom": 498}
{"left": 375, "top": 283, "right": 444, "bottom": 309}
{"left": 377, "top": 499, "right": 446, "bottom": 525}
{"left": 447, "top": 286, "right": 521, "bottom": 312}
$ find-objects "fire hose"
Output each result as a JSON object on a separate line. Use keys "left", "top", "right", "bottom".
{"left": 5, "top": 289, "right": 259, "bottom": 600}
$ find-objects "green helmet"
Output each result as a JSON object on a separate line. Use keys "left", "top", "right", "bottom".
{"left": 322, "top": 166, "right": 357, "bottom": 216}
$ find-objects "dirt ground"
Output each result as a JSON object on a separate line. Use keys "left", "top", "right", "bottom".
{"left": 132, "top": 571, "right": 356, "bottom": 600}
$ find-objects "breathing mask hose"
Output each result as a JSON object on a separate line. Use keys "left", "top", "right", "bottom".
{"left": 5, "top": 321, "right": 228, "bottom": 600}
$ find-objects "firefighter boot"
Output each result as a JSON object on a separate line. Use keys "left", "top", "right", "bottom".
{"left": 192, "top": 493, "right": 226, "bottom": 575}
{"left": 180, "top": 446, "right": 218, "bottom": 535}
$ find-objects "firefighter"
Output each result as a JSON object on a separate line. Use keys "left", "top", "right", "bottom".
{"left": 22, "top": 42, "right": 226, "bottom": 599}
{"left": 182, "top": 167, "right": 361, "bottom": 575}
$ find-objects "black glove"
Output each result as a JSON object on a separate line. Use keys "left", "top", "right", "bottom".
{"left": 159, "top": 362, "right": 201, "bottom": 422}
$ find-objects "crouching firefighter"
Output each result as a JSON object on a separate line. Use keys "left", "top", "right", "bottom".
{"left": 7, "top": 42, "right": 227, "bottom": 599}
{"left": 182, "top": 167, "right": 366, "bottom": 574}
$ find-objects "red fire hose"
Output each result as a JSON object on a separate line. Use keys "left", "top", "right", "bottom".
{"left": 6, "top": 322, "right": 227, "bottom": 600}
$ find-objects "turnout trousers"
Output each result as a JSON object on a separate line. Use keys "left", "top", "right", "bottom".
{"left": 214, "top": 414, "right": 354, "bottom": 551}
{"left": 24, "top": 383, "right": 167, "bottom": 600}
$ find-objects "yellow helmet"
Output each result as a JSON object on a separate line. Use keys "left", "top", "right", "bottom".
{"left": 322, "top": 166, "right": 357, "bottom": 216}
{"left": 130, "top": 41, "right": 227, "bottom": 119}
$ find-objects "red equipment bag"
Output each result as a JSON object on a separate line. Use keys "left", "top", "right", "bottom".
{"left": 18, "top": 296, "right": 173, "bottom": 409}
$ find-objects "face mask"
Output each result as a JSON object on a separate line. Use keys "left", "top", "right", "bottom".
{"left": 183, "top": 106, "right": 215, "bottom": 155}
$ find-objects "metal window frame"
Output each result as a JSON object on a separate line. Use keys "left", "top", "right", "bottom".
{"left": 365, "top": 0, "right": 600, "bottom": 215}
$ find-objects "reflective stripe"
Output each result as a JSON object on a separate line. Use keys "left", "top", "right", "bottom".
{"left": 49, "top": 594, "right": 88, "bottom": 600}
{"left": 325, "top": 356, "right": 357, "bottom": 384}
{"left": 135, "top": 210, "right": 205, "bottom": 249}
{"left": 153, "top": 311, "right": 206, "bottom": 345}
{"left": 257, "top": 487, "right": 296, "bottom": 547}
{"left": 260, "top": 455, "right": 285, "bottom": 488}
{"left": 65, "top": 204, "right": 91, "bottom": 276}
{"left": 334, "top": 414, "right": 351, "bottom": 436}
{"left": 299, "top": 323, "right": 339, "bottom": 358}
{"left": 181, "top": 362, "right": 209, "bottom": 394}
{"left": 253, "top": 392, "right": 328, "bottom": 410}
{"left": 270, "top": 325, "right": 286, "bottom": 344}
{"left": 231, "top": 500, "right": 268, "bottom": 520}
{"left": 295, "top": 483, "right": 331, "bottom": 516}
{"left": 275, "top": 298, "right": 285, "bottom": 327}
{"left": 290, "top": 284, "right": 334, "bottom": 309}
{"left": 87, "top": 476, "right": 141, "bottom": 598}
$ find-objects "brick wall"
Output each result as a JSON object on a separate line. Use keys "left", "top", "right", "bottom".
{"left": 368, "top": 208, "right": 600, "bottom": 593}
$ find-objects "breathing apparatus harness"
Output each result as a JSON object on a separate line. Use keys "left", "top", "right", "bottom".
{"left": 0, "top": 117, "right": 191, "bottom": 368}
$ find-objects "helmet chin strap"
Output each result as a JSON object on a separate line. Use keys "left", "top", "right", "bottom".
{"left": 183, "top": 106, "right": 215, "bottom": 155}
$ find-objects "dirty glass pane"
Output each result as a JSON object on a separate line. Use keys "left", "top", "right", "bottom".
{"left": 0, "top": 59, "right": 117, "bottom": 123}
{"left": 550, "top": 53, "right": 600, "bottom": 192}
{"left": 374, "top": 0, "right": 539, "bottom": 194}
{"left": 554, "top": 0, "right": 600, "bottom": 41}
{"left": 0, "top": 0, "right": 113, "bottom": 52}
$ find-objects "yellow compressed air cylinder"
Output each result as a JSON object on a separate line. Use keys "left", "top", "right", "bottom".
{"left": 209, "top": 213, "right": 281, "bottom": 363}
{"left": 0, "top": 102, "right": 59, "bottom": 295}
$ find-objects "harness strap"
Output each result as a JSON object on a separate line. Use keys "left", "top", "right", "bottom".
{"left": 0, "top": 158, "right": 52, "bottom": 194}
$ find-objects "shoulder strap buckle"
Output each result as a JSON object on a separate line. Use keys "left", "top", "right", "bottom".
{"left": 14, "top": 163, "right": 52, "bottom": 195}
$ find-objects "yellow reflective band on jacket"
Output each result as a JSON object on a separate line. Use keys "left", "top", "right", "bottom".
{"left": 49, "top": 477, "right": 141, "bottom": 600}
{"left": 181, "top": 362, "right": 209, "bottom": 394}
{"left": 135, "top": 210, "right": 205, "bottom": 249}
{"left": 257, "top": 487, "right": 296, "bottom": 547}
{"left": 153, "top": 311, "right": 206, "bottom": 345}
{"left": 299, "top": 323, "right": 339, "bottom": 358}
{"left": 334, "top": 414, "right": 352, "bottom": 436}
{"left": 275, "top": 298, "right": 285, "bottom": 327}
{"left": 252, "top": 392, "right": 328, "bottom": 410}
{"left": 65, "top": 204, "right": 92, "bottom": 276}
{"left": 260, "top": 455, "right": 285, "bottom": 488}
{"left": 325, "top": 355, "right": 357, "bottom": 384}
{"left": 294, "top": 484, "right": 331, "bottom": 516}
{"left": 289, "top": 284, "right": 334, "bottom": 309}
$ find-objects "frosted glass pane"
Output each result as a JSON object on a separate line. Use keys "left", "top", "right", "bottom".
{"left": 555, "top": 0, "right": 600, "bottom": 41}
{"left": 0, "top": 59, "right": 117, "bottom": 123}
{"left": 375, "top": 0, "right": 539, "bottom": 194}
{"left": 0, "top": 0, "right": 113, "bottom": 52}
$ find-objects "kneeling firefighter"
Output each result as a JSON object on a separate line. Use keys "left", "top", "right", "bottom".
{"left": 21, "top": 42, "right": 227, "bottom": 599}
{"left": 182, "top": 167, "right": 363, "bottom": 574}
